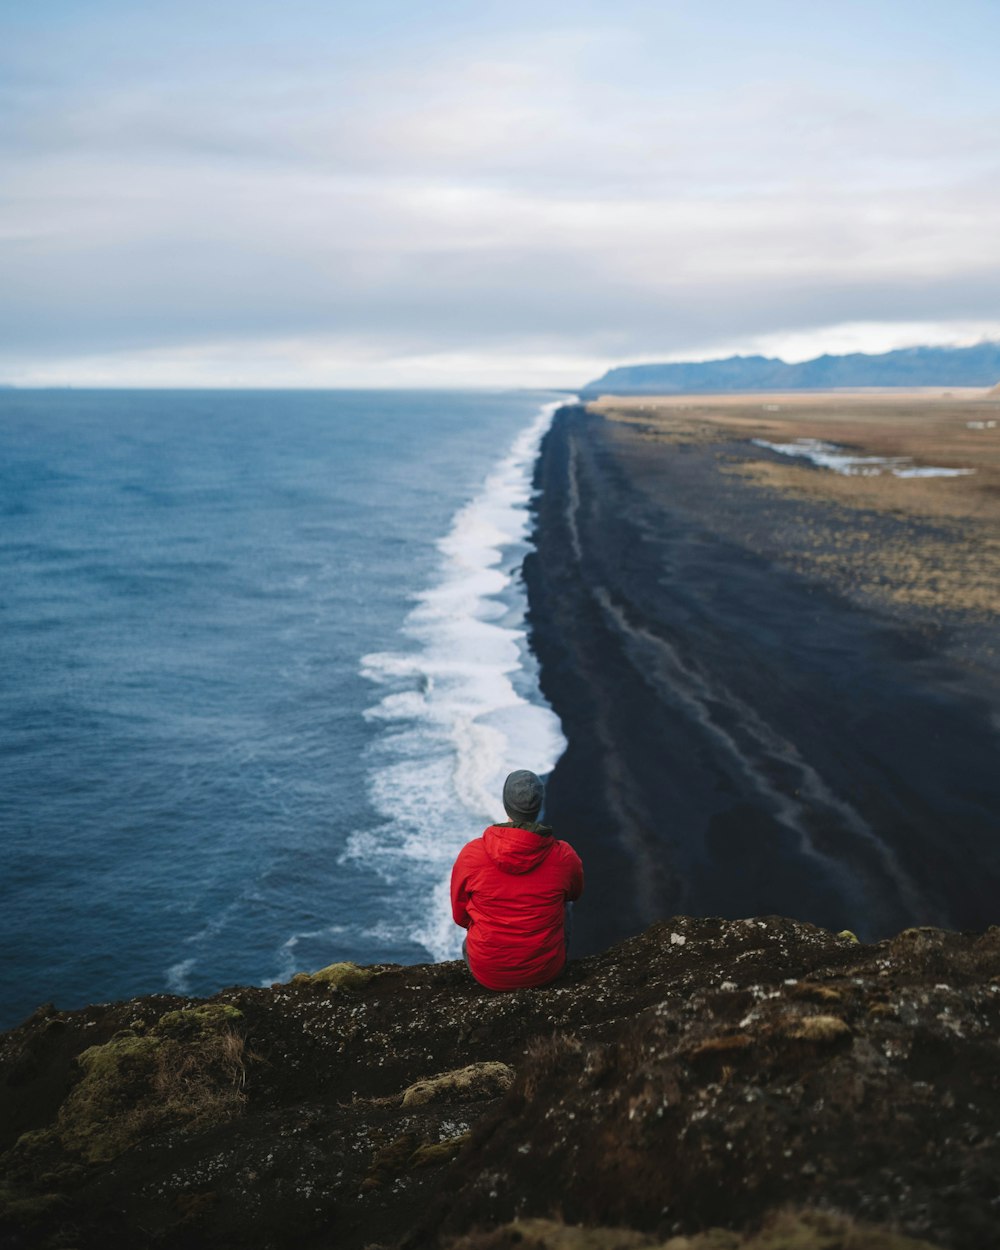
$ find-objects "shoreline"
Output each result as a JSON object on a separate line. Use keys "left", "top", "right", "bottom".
{"left": 525, "top": 403, "right": 1000, "bottom": 956}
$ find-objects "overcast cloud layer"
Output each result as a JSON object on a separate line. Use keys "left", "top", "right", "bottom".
{"left": 3, "top": 0, "right": 999, "bottom": 386}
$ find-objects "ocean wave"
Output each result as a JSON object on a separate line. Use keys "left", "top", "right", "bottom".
{"left": 347, "top": 399, "right": 569, "bottom": 962}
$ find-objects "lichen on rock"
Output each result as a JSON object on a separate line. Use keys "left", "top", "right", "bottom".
{"left": 401, "top": 1062, "right": 514, "bottom": 1107}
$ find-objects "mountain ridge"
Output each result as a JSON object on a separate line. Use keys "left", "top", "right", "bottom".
{"left": 582, "top": 341, "right": 1000, "bottom": 395}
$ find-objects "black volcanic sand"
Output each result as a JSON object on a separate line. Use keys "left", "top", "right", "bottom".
{"left": 525, "top": 406, "right": 1000, "bottom": 954}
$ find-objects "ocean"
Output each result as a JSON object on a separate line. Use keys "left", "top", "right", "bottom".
{"left": 0, "top": 388, "right": 567, "bottom": 1030}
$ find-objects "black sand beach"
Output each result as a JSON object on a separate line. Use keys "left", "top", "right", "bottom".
{"left": 525, "top": 404, "right": 1000, "bottom": 956}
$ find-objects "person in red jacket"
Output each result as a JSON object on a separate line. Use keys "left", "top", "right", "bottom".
{"left": 451, "top": 769, "right": 584, "bottom": 991}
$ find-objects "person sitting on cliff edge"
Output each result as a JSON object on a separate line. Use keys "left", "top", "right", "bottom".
{"left": 450, "top": 769, "right": 584, "bottom": 991}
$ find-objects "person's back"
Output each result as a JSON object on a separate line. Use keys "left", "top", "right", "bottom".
{"left": 450, "top": 770, "right": 584, "bottom": 991}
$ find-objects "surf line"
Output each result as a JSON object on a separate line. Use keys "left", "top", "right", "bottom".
{"left": 350, "top": 397, "right": 571, "bottom": 962}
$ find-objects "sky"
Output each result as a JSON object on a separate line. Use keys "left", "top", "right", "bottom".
{"left": 2, "top": 0, "right": 999, "bottom": 388}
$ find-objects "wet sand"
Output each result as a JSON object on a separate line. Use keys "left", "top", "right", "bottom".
{"left": 525, "top": 396, "right": 1000, "bottom": 956}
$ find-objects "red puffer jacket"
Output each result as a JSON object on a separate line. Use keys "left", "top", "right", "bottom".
{"left": 451, "top": 823, "right": 584, "bottom": 991}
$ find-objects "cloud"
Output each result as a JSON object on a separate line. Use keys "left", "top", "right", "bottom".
{"left": 2, "top": 3, "right": 1000, "bottom": 384}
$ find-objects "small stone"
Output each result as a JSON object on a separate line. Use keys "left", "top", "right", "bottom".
{"left": 400, "top": 1062, "right": 514, "bottom": 1108}
{"left": 783, "top": 1014, "right": 852, "bottom": 1043}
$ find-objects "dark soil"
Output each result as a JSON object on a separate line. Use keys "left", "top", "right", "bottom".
{"left": 3, "top": 918, "right": 1000, "bottom": 1249}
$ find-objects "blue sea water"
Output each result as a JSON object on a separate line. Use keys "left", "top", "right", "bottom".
{"left": 0, "top": 389, "right": 567, "bottom": 1030}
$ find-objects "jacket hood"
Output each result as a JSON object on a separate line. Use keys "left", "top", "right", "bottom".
{"left": 482, "top": 823, "right": 555, "bottom": 875}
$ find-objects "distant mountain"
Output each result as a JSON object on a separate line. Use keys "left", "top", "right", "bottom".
{"left": 582, "top": 342, "right": 1000, "bottom": 395}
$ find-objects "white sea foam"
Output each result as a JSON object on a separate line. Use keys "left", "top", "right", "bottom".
{"left": 261, "top": 925, "right": 348, "bottom": 985}
{"left": 348, "top": 399, "right": 569, "bottom": 962}
{"left": 752, "top": 438, "right": 974, "bottom": 478}
{"left": 166, "top": 957, "right": 197, "bottom": 995}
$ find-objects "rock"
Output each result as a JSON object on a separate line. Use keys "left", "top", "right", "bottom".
{"left": 401, "top": 1062, "right": 514, "bottom": 1107}
{"left": 779, "top": 1013, "right": 852, "bottom": 1043}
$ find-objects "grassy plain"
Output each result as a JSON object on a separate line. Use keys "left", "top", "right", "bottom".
{"left": 589, "top": 389, "right": 1000, "bottom": 617}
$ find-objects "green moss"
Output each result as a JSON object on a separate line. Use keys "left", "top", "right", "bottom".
{"left": 155, "top": 1003, "right": 243, "bottom": 1038}
{"left": 0, "top": 1185, "right": 68, "bottom": 1224}
{"left": 10, "top": 1128, "right": 59, "bottom": 1158}
{"left": 361, "top": 1131, "right": 473, "bottom": 1189}
{"left": 837, "top": 930, "right": 860, "bottom": 943}
{"left": 361, "top": 1132, "right": 419, "bottom": 1190}
{"left": 76, "top": 1031, "right": 162, "bottom": 1077}
{"left": 289, "top": 961, "right": 378, "bottom": 990}
{"left": 409, "top": 1134, "right": 471, "bottom": 1169}
{"left": 46, "top": 1003, "right": 248, "bottom": 1164}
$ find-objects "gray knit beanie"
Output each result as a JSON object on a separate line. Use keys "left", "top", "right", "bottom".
{"left": 502, "top": 769, "right": 544, "bottom": 822}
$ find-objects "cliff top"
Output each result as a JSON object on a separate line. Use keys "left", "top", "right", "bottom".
{"left": 2, "top": 916, "right": 999, "bottom": 1250}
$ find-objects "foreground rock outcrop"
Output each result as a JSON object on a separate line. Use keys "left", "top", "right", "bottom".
{"left": 2, "top": 917, "right": 999, "bottom": 1249}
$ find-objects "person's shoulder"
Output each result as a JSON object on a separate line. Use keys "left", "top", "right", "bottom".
{"left": 555, "top": 837, "right": 582, "bottom": 862}
{"left": 455, "top": 834, "right": 488, "bottom": 860}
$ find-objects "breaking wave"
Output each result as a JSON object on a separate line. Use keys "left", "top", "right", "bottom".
{"left": 346, "top": 399, "right": 569, "bottom": 961}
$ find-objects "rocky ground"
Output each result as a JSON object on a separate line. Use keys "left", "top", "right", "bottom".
{"left": 3, "top": 917, "right": 1000, "bottom": 1249}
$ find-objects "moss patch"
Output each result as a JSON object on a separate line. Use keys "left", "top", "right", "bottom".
{"left": 26, "top": 1003, "right": 249, "bottom": 1164}
{"left": 290, "top": 962, "right": 380, "bottom": 990}
{"left": 409, "top": 1134, "right": 471, "bottom": 1169}
{"left": 401, "top": 1061, "right": 514, "bottom": 1107}
{"left": 0, "top": 1185, "right": 68, "bottom": 1224}
{"left": 361, "top": 1132, "right": 419, "bottom": 1191}
{"left": 446, "top": 1210, "right": 944, "bottom": 1249}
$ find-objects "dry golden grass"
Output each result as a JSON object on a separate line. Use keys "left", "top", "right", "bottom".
{"left": 590, "top": 390, "right": 1000, "bottom": 618}
{"left": 590, "top": 390, "right": 1000, "bottom": 497}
